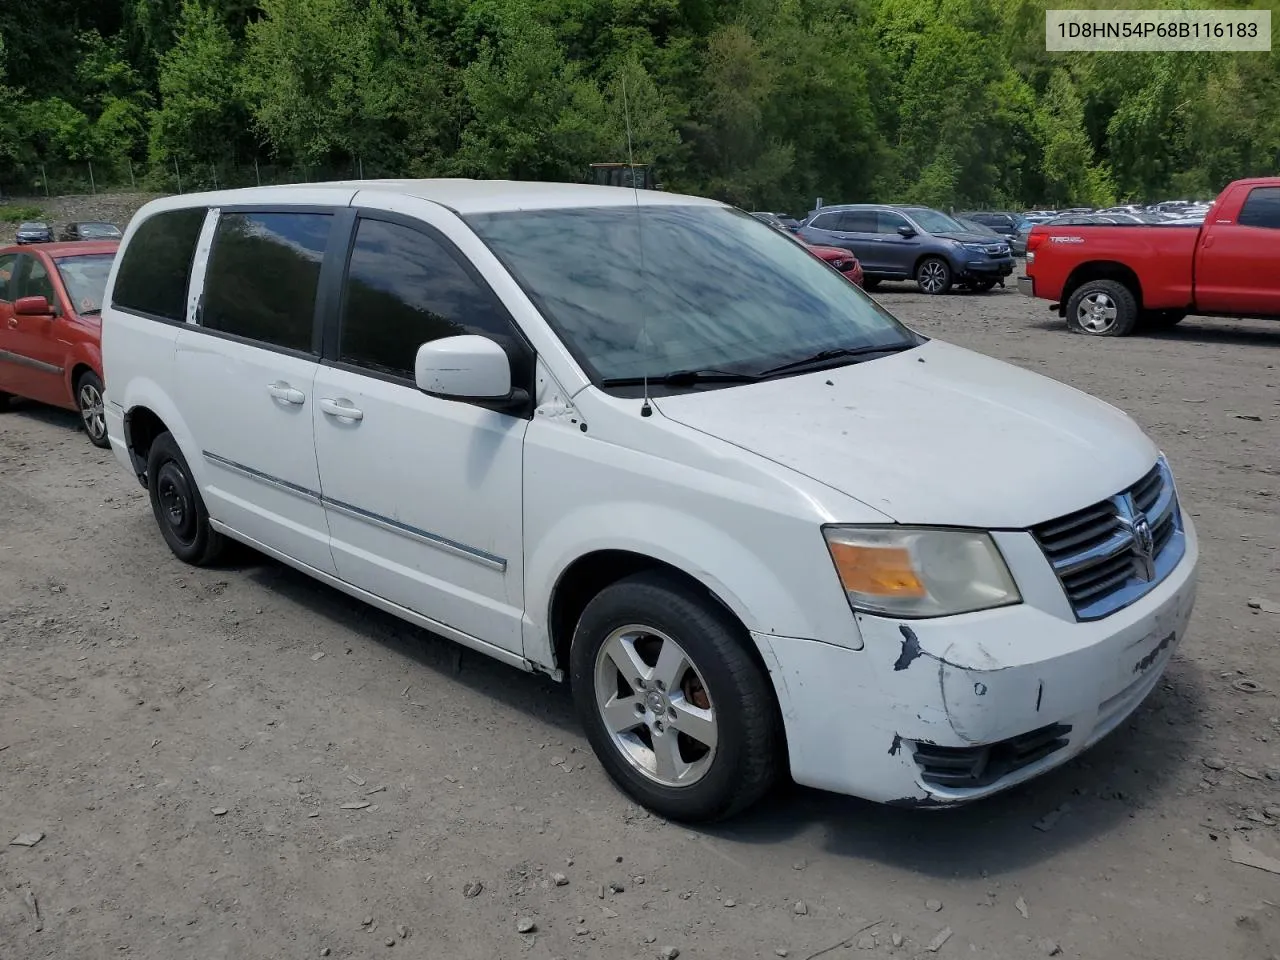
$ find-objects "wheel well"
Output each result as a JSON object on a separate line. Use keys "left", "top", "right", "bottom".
{"left": 69, "top": 363, "right": 97, "bottom": 391}
{"left": 1061, "top": 261, "right": 1143, "bottom": 314}
{"left": 549, "top": 550, "right": 745, "bottom": 677}
{"left": 123, "top": 406, "right": 169, "bottom": 483}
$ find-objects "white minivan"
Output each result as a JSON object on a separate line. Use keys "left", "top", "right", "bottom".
{"left": 100, "top": 180, "right": 1198, "bottom": 821}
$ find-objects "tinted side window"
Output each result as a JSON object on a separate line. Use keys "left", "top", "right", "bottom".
{"left": 809, "top": 213, "right": 839, "bottom": 231}
{"left": 876, "top": 211, "right": 911, "bottom": 234}
{"left": 842, "top": 210, "right": 878, "bottom": 232}
{"left": 339, "top": 218, "right": 522, "bottom": 380}
{"left": 1239, "top": 187, "right": 1280, "bottom": 229}
{"left": 202, "top": 212, "right": 331, "bottom": 353}
{"left": 0, "top": 254, "right": 16, "bottom": 301}
{"left": 112, "top": 208, "right": 206, "bottom": 321}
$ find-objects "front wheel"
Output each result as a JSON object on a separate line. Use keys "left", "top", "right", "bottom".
{"left": 570, "top": 572, "right": 781, "bottom": 822}
{"left": 861, "top": 278, "right": 882, "bottom": 292}
{"left": 147, "top": 432, "right": 225, "bottom": 565}
{"left": 0, "top": 391, "right": 10, "bottom": 411}
{"left": 916, "top": 257, "right": 953, "bottom": 295}
{"left": 75, "top": 371, "right": 109, "bottom": 448}
{"left": 1065, "top": 280, "right": 1138, "bottom": 337}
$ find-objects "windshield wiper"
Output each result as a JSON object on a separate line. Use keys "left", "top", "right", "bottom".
{"left": 601, "top": 368, "right": 763, "bottom": 388}
{"left": 754, "top": 343, "right": 916, "bottom": 378}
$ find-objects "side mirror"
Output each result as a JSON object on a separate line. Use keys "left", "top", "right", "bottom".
{"left": 14, "top": 295, "right": 54, "bottom": 317}
{"left": 415, "top": 335, "right": 512, "bottom": 401}
{"left": 897, "top": 225, "right": 917, "bottom": 238}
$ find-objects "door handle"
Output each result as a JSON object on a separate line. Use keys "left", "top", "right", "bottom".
{"left": 268, "top": 382, "right": 306, "bottom": 405}
{"left": 319, "top": 397, "right": 363, "bottom": 421}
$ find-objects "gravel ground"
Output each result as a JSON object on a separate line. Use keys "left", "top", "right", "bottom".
{"left": 2, "top": 240, "right": 1280, "bottom": 959}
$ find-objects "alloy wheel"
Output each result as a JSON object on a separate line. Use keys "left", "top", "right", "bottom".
{"left": 1077, "top": 292, "right": 1118, "bottom": 333}
{"left": 78, "top": 382, "right": 106, "bottom": 442}
{"left": 919, "top": 261, "right": 948, "bottom": 294}
{"left": 593, "top": 624, "right": 718, "bottom": 787}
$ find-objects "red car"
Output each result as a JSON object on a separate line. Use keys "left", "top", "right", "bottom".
{"left": 0, "top": 240, "right": 118, "bottom": 446}
{"left": 786, "top": 233, "right": 864, "bottom": 287}
{"left": 1020, "top": 177, "right": 1280, "bottom": 336}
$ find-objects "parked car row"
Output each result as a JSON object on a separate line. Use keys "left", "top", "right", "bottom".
{"left": 798, "top": 205, "right": 1015, "bottom": 294}
{"left": 12, "top": 220, "right": 122, "bottom": 245}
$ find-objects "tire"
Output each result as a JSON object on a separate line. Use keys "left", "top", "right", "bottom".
{"left": 75, "top": 370, "right": 109, "bottom": 448}
{"left": 570, "top": 572, "right": 781, "bottom": 822}
{"left": 861, "top": 278, "right": 882, "bottom": 292}
{"left": 915, "top": 257, "right": 953, "bottom": 295}
{"left": 1065, "top": 279, "right": 1138, "bottom": 337}
{"left": 0, "top": 392, "right": 10, "bottom": 411}
{"left": 973, "top": 278, "right": 998, "bottom": 293}
{"left": 146, "top": 432, "right": 225, "bottom": 565}
{"left": 1139, "top": 309, "right": 1186, "bottom": 332}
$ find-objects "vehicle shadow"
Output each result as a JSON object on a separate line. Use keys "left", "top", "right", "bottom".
{"left": 236, "top": 550, "right": 581, "bottom": 733}
{"left": 1027, "top": 315, "right": 1280, "bottom": 347}
{"left": 2, "top": 399, "right": 84, "bottom": 438}
{"left": 699, "top": 657, "right": 1207, "bottom": 878}
{"left": 237, "top": 546, "right": 1204, "bottom": 878}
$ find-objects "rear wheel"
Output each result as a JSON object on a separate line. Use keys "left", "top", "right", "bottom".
{"left": 75, "top": 371, "right": 109, "bottom": 448}
{"left": 916, "top": 257, "right": 953, "bottom": 295}
{"left": 570, "top": 572, "right": 781, "bottom": 822}
{"left": 0, "top": 392, "right": 10, "bottom": 411}
{"left": 1065, "top": 279, "right": 1138, "bottom": 337}
{"left": 861, "top": 278, "right": 882, "bottom": 292}
{"left": 147, "top": 431, "right": 225, "bottom": 565}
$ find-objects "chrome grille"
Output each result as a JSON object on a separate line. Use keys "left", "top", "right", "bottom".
{"left": 1032, "top": 458, "right": 1185, "bottom": 620}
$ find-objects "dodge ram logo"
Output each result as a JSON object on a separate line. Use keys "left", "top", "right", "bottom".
{"left": 1130, "top": 514, "right": 1156, "bottom": 580}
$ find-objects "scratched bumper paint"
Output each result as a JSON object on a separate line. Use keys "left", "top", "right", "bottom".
{"left": 755, "top": 513, "right": 1198, "bottom": 806}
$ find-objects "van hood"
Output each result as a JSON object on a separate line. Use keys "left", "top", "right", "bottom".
{"left": 652, "top": 339, "right": 1158, "bottom": 528}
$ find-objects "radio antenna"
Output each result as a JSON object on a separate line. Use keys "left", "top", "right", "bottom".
{"left": 621, "top": 71, "right": 652, "bottom": 418}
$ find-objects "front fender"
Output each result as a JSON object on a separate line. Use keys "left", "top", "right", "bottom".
{"left": 523, "top": 502, "right": 856, "bottom": 668}
{"left": 61, "top": 339, "right": 102, "bottom": 398}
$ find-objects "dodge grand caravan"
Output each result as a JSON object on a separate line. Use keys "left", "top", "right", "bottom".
{"left": 100, "top": 181, "right": 1198, "bottom": 822}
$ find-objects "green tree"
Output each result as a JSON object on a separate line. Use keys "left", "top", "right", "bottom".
{"left": 150, "top": 1, "right": 250, "bottom": 172}
{"left": 454, "top": 8, "right": 610, "bottom": 180}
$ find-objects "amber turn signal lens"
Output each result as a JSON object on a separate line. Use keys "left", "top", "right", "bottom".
{"left": 828, "top": 542, "right": 927, "bottom": 598}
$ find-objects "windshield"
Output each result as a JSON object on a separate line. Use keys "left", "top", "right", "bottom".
{"left": 79, "top": 223, "right": 121, "bottom": 239}
{"left": 54, "top": 254, "right": 114, "bottom": 314}
{"left": 19, "top": 222, "right": 46, "bottom": 231}
{"left": 902, "top": 208, "right": 967, "bottom": 234}
{"left": 466, "top": 205, "right": 917, "bottom": 385}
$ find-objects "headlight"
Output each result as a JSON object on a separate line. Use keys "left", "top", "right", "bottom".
{"left": 822, "top": 526, "right": 1021, "bottom": 618}
{"left": 960, "top": 242, "right": 987, "bottom": 252}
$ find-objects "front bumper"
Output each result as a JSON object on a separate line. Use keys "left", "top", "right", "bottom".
{"left": 756, "top": 513, "right": 1199, "bottom": 807}
{"left": 960, "top": 257, "right": 1015, "bottom": 278}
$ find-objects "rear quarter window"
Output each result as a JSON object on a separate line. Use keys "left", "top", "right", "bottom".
{"left": 111, "top": 207, "right": 207, "bottom": 322}
{"left": 1238, "top": 187, "right": 1280, "bottom": 229}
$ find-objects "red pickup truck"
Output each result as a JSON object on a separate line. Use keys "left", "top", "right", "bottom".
{"left": 1019, "top": 177, "right": 1280, "bottom": 337}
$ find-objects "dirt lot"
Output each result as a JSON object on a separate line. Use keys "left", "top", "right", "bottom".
{"left": 3, "top": 238, "right": 1280, "bottom": 959}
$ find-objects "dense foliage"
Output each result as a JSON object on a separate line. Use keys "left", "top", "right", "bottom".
{"left": 1, "top": 0, "right": 1276, "bottom": 210}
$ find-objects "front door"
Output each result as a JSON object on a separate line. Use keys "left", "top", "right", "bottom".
{"left": 874, "top": 210, "right": 924, "bottom": 279}
{"left": 312, "top": 210, "right": 529, "bottom": 654}
{"left": 1195, "top": 186, "right": 1280, "bottom": 316}
{"left": 2, "top": 254, "right": 67, "bottom": 404}
{"left": 173, "top": 208, "right": 340, "bottom": 575}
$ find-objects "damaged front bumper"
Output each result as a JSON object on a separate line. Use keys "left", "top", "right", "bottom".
{"left": 755, "top": 514, "right": 1199, "bottom": 807}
